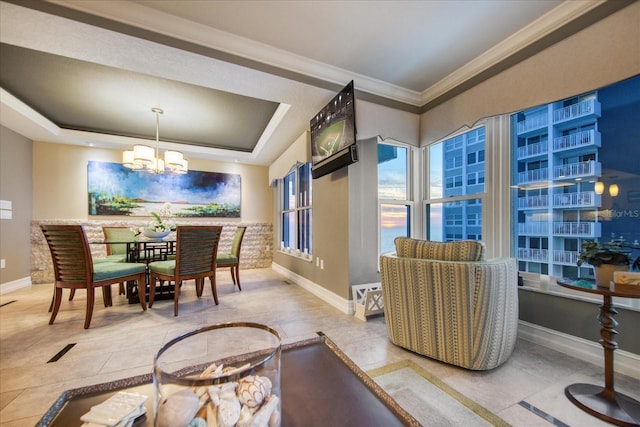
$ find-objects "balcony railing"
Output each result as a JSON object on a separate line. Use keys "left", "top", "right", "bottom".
{"left": 518, "top": 195, "right": 549, "bottom": 209}
{"left": 517, "top": 112, "right": 548, "bottom": 134}
{"left": 553, "top": 160, "right": 600, "bottom": 180}
{"left": 553, "top": 130, "right": 600, "bottom": 151}
{"left": 518, "top": 168, "right": 549, "bottom": 183}
{"left": 518, "top": 248, "right": 549, "bottom": 262}
{"left": 552, "top": 221, "right": 600, "bottom": 237}
{"left": 517, "top": 141, "right": 548, "bottom": 159}
{"left": 553, "top": 191, "right": 598, "bottom": 208}
{"left": 553, "top": 99, "right": 599, "bottom": 123}
{"left": 553, "top": 250, "right": 579, "bottom": 266}
{"left": 518, "top": 222, "right": 549, "bottom": 235}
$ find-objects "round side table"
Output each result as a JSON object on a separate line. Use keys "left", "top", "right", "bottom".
{"left": 556, "top": 278, "right": 640, "bottom": 427}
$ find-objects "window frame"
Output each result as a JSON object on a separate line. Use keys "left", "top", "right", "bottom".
{"left": 278, "top": 162, "right": 313, "bottom": 259}
{"left": 377, "top": 139, "right": 419, "bottom": 258}
{"left": 422, "top": 124, "right": 488, "bottom": 243}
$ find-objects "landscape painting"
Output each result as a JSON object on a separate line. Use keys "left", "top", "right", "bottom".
{"left": 87, "top": 161, "right": 241, "bottom": 217}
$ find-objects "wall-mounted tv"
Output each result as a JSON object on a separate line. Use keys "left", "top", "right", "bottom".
{"left": 310, "top": 80, "right": 358, "bottom": 179}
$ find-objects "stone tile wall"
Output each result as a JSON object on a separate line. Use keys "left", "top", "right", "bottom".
{"left": 31, "top": 220, "right": 273, "bottom": 284}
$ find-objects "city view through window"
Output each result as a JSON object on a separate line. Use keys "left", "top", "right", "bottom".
{"left": 512, "top": 76, "right": 640, "bottom": 279}
{"left": 377, "top": 75, "right": 639, "bottom": 279}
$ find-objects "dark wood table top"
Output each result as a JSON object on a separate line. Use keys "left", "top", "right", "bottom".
{"left": 38, "top": 334, "right": 419, "bottom": 427}
{"left": 556, "top": 278, "right": 640, "bottom": 299}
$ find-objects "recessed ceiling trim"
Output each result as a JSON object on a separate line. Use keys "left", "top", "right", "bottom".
{"left": 251, "top": 103, "right": 291, "bottom": 160}
{"left": 0, "top": 86, "right": 257, "bottom": 162}
{"left": 47, "top": 0, "right": 425, "bottom": 107}
{"left": 1, "top": 88, "right": 59, "bottom": 135}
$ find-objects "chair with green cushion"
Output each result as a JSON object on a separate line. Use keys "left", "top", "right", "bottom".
{"left": 41, "top": 224, "right": 147, "bottom": 329}
{"left": 103, "top": 226, "right": 137, "bottom": 295}
{"left": 148, "top": 226, "right": 223, "bottom": 316}
{"left": 103, "top": 226, "right": 135, "bottom": 261}
{"left": 216, "top": 226, "right": 247, "bottom": 290}
{"left": 64, "top": 226, "right": 135, "bottom": 304}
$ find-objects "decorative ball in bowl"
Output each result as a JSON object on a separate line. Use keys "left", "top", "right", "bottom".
{"left": 143, "top": 229, "right": 171, "bottom": 239}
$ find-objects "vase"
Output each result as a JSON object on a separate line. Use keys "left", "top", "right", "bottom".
{"left": 153, "top": 323, "right": 281, "bottom": 427}
{"left": 594, "top": 264, "right": 628, "bottom": 286}
{"left": 142, "top": 229, "right": 171, "bottom": 239}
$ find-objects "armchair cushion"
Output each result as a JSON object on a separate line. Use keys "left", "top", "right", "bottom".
{"left": 394, "top": 237, "right": 485, "bottom": 261}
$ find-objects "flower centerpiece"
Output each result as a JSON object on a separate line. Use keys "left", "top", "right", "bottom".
{"left": 577, "top": 236, "right": 640, "bottom": 285}
{"left": 135, "top": 203, "right": 177, "bottom": 239}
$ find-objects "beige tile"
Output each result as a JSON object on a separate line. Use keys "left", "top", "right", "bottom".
{"left": 1, "top": 267, "right": 639, "bottom": 427}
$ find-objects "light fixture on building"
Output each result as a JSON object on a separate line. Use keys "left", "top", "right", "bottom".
{"left": 594, "top": 181, "right": 604, "bottom": 194}
{"left": 122, "top": 108, "right": 188, "bottom": 174}
{"left": 609, "top": 183, "right": 619, "bottom": 197}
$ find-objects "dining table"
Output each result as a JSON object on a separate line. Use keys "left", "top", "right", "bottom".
{"left": 91, "top": 237, "right": 177, "bottom": 304}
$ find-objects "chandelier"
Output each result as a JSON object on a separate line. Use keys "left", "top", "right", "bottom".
{"left": 122, "top": 108, "right": 188, "bottom": 174}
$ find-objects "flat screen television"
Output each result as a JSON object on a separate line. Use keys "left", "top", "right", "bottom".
{"left": 310, "top": 80, "right": 358, "bottom": 179}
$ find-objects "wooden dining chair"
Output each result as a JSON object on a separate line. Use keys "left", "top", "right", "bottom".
{"left": 216, "top": 226, "right": 247, "bottom": 290}
{"left": 148, "top": 226, "right": 223, "bottom": 316}
{"left": 41, "top": 224, "right": 147, "bottom": 329}
{"left": 65, "top": 226, "right": 136, "bottom": 303}
{"left": 103, "top": 226, "right": 137, "bottom": 295}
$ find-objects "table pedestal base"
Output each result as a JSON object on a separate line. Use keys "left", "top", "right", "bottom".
{"left": 565, "top": 383, "right": 640, "bottom": 426}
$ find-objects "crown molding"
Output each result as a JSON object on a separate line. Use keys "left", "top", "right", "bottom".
{"left": 419, "top": 0, "right": 607, "bottom": 105}
{"left": 13, "top": 0, "right": 627, "bottom": 110}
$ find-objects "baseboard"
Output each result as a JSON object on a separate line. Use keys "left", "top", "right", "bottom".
{"left": 271, "top": 263, "right": 354, "bottom": 315}
{"left": 0, "top": 276, "right": 32, "bottom": 295}
{"left": 518, "top": 320, "right": 640, "bottom": 380}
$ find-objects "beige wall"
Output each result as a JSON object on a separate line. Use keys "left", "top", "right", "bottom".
{"left": 0, "top": 126, "right": 32, "bottom": 285}
{"left": 33, "top": 142, "right": 272, "bottom": 222}
{"left": 420, "top": 2, "right": 640, "bottom": 145}
{"left": 268, "top": 131, "right": 310, "bottom": 184}
{"left": 270, "top": 100, "right": 420, "bottom": 300}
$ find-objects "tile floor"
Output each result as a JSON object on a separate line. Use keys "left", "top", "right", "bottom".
{"left": 1, "top": 268, "right": 638, "bottom": 426}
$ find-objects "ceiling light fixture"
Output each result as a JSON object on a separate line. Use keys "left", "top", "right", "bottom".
{"left": 122, "top": 108, "right": 188, "bottom": 174}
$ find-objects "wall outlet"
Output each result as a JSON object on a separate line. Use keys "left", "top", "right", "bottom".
{"left": 316, "top": 257, "right": 320, "bottom": 267}
{"left": 1, "top": 259, "right": 5, "bottom": 269}
{"left": 320, "top": 259, "right": 324, "bottom": 270}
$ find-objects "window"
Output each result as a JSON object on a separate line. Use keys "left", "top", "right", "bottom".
{"left": 468, "top": 212, "right": 481, "bottom": 226}
{"left": 445, "top": 135, "right": 463, "bottom": 151}
{"left": 511, "top": 76, "right": 640, "bottom": 282}
{"left": 280, "top": 163, "right": 312, "bottom": 256}
{"left": 426, "top": 126, "right": 486, "bottom": 242}
{"left": 445, "top": 155, "right": 463, "bottom": 169}
{"left": 466, "top": 127, "right": 485, "bottom": 146}
{"left": 378, "top": 143, "right": 411, "bottom": 255}
{"left": 467, "top": 152, "right": 476, "bottom": 164}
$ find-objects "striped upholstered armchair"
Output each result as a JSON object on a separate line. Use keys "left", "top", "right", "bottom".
{"left": 380, "top": 237, "right": 518, "bottom": 370}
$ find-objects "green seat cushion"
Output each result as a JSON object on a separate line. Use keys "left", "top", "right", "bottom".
{"left": 93, "top": 262, "right": 145, "bottom": 282}
{"left": 217, "top": 253, "right": 237, "bottom": 265}
{"left": 148, "top": 260, "right": 176, "bottom": 275}
{"left": 93, "top": 255, "right": 127, "bottom": 264}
